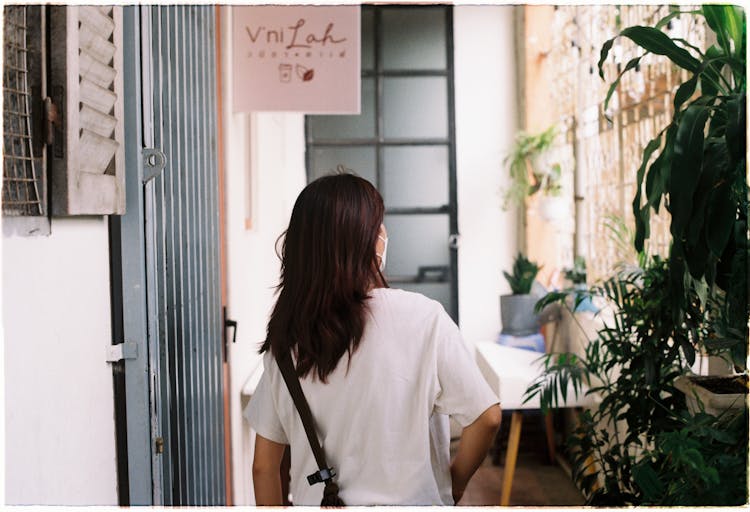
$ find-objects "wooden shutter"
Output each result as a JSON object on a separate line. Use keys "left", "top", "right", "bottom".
{"left": 49, "top": 5, "right": 125, "bottom": 215}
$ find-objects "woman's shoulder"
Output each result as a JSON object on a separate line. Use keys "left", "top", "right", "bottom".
{"left": 369, "top": 287, "right": 445, "bottom": 319}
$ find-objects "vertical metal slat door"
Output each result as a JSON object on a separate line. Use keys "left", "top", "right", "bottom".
{"left": 142, "top": 5, "right": 225, "bottom": 505}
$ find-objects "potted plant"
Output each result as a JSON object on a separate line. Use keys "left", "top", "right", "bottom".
{"left": 503, "top": 126, "right": 567, "bottom": 222}
{"left": 500, "top": 253, "right": 542, "bottom": 336}
{"left": 563, "top": 256, "right": 597, "bottom": 313}
{"left": 525, "top": 257, "right": 748, "bottom": 505}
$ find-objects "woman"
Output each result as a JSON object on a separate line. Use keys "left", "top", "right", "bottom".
{"left": 245, "top": 173, "right": 501, "bottom": 505}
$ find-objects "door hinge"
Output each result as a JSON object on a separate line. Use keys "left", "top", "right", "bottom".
{"left": 155, "top": 437, "right": 164, "bottom": 454}
{"left": 43, "top": 97, "right": 59, "bottom": 146}
{"left": 106, "top": 341, "right": 138, "bottom": 363}
{"left": 142, "top": 148, "right": 167, "bottom": 183}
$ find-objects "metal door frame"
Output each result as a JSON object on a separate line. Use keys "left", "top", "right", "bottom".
{"left": 116, "top": 5, "right": 154, "bottom": 505}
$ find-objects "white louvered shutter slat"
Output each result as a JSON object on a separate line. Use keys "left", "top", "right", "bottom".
{"left": 80, "top": 78, "right": 117, "bottom": 114}
{"left": 79, "top": 6, "right": 115, "bottom": 39}
{"left": 80, "top": 104, "right": 117, "bottom": 138}
{"left": 79, "top": 20, "right": 116, "bottom": 64}
{"left": 49, "top": 5, "right": 125, "bottom": 215}
{"left": 79, "top": 129, "right": 119, "bottom": 174}
{"left": 79, "top": 50, "right": 117, "bottom": 89}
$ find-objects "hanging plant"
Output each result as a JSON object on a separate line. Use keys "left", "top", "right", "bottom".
{"left": 502, "top": 125, "right": 563, "bottom": 209}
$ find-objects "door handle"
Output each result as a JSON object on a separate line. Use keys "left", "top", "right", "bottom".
{"left": 225, "top": 318, "right": 238, "bottom": 344}
{"left": 223, "top": 306, "right": 237, "bottom": 363}
{"left": 448, "top": 233, "right": 461, "bottom": 249}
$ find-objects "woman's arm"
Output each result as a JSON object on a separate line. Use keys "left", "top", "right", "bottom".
{"left": 253, "top": 434, "right": 287, "bottom": 505}
{"left": 450, "top": 404, "right": 502, "bottom": 504}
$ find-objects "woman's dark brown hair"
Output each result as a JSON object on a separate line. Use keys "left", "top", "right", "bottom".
{"left": 261, "top": 173, "right": 387, "bottom": 381}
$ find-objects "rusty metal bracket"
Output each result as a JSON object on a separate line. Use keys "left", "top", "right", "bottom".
{"left": 43, "top": 96, "right": 59, "bottom": 146}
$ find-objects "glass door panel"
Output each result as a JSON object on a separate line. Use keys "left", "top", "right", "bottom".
{"left": 361, "top": 9, "right": 375, "bottom": 72}
{"left": 308, "top": 78, "right": 376, "bottom": 139}
{"left": 380, "top": 8, "right": 447, "bottom": 70}
{"left": 382, "top": 146, "right": 449, "bottom": 209}
{"left": 306, "top": 6, "right": 457, "bottom": 320}
{"left": 382, "top": 77, "right": 448, "bottom": 139}
{"left": 383, "top": 213, "right": 450, "bottom": 278}
{"left": 310, "top": 146, "right": 377, "bottom": 184}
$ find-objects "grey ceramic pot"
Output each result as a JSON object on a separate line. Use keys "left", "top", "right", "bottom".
{"left": 499, "top": 294, "right": 541, "bottom": 336}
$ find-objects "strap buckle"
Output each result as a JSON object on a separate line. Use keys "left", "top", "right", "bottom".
{"left": 307, "top": 467, "right": 336, "bottom": 486}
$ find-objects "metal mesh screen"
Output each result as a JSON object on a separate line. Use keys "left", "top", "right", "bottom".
{"left": 3, "top": 5, "right": 45, "bottom": 216}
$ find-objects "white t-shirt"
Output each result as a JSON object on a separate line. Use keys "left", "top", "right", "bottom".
{"left": 244, "top": 287, "right": 499, "bottom": 506}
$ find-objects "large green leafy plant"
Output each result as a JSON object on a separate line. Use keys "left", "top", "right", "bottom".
{"left": 598, "top": 5, "right": 747, "bottom": 368}
{"left": 523, "top": 6, "right": 749, "bottom": 505}
{"left": 525, "top": 259, "right": 748, "bottom": 505}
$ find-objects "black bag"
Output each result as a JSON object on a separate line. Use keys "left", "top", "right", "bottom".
{"left": 276, "top": 351, "right": 346, "bottom": 507}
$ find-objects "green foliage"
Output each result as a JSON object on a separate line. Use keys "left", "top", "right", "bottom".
{"left": 634, "top": 408, "right": 749, "bottom": 505}
{"left": 563, "top": 256, "right": 587, "bottom": 285}
{"left": 503, "top": 252, "right": 541, "bottom": 295}
{"left": 598, "top": 6, "right": 748, "bottom": 369}
{"left": 525, "top": 8, "right": 748, "bottom": 507}
{"left": 502, "top": 126, "right": 562, "bottom": 209}
{"left": 524, "top": 258, "right": 748, "bottom": 505}
{"left": 602, "top": 212, "right": 648, "bottom": 270}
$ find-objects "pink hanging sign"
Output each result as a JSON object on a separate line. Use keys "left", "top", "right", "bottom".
{"left": 232, "top": 5, "right": 361, "bottom": 113}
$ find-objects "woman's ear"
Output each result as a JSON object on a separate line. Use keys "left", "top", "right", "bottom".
{"left": 376, "top": 224, "right": 387, "bottom": 255}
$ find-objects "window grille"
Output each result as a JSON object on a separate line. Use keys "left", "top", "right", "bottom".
{"left": 3, "top": 5, "right": 45, "bottom": 216}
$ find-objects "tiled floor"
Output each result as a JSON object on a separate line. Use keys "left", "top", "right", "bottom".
{"left": 453, "top": 410, "right": 585, "bottom": 506}
{"left": 457, "top": 453, "right": 585, "bottom": 506}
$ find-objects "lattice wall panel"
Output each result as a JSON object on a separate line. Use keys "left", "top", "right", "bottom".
{"left": 545, "top": 5, "right": 706, "bottom": 281}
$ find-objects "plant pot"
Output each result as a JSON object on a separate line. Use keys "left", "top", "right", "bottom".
{"left": 674, "top": 374, "right": 748, "bottom": 416}
{"left": 536, "top": 196, "right": 569, "bottom": 223}
{"left": 499, "top": 294, "right": 540, "bottom": 336}
{"left": 571, "top": 284, "right": 598, "bottom": 313}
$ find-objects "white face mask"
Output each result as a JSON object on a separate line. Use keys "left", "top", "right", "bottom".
{"left": 377, "top": 235, "right": 388, "bottom": 272}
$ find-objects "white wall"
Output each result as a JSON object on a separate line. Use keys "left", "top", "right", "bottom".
{"left": 3, "top": 217, "right": 118, "bottom": 505}
{"left": 454, "top": 6, "right": 519, "bottom": 343}
{"left": 220, "top": 7, "right": 307, "bottom": 505}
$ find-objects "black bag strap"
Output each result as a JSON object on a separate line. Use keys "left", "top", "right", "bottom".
{"left": 275, "top": 351, "right": 345, "bottom": 506}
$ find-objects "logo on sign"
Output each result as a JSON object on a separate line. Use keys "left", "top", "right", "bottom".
{"left": 244, "top": 18, "right": 347, "bottom": 83}
{"left": 232, "top": 5, "right": 360, "bottom": 113}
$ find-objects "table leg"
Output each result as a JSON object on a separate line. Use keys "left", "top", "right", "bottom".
{"left": 544, "top": 412, "right": 556, "bottom": 463}
{"left": 500, "top": 411, "right": 523, "bottom": 506}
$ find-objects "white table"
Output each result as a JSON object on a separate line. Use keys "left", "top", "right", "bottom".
{"left": 474, "top": 341, "right": 599, "bottom": 505}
